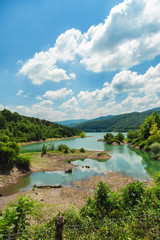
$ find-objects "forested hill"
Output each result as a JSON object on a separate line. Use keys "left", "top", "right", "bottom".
{"left": 75, "top": 108, "right": 160, "bottom": 132}
{"left": 0, "top": 109, "right": 82, "bottom": 143}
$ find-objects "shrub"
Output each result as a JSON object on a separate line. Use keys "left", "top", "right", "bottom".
{"left": 116, "top": 132, "right": 124, "bottom": 142}
{"left": 42, "top": 143, "right": 47, "bottom": 154}
{"left": 63, "top": 146, "right": 70, "bottom": 153}
{"left": 121, "top": 181, "right": 145, "bottom": 208}
{"left": 16, "top": 156, "right": 31, "bottom": 170}
{"left": 58, "top": 144, "right": 68, "bottom": 151}
{"left": 0, "top": 196, "right": 33, "bottom": 238}
{"left": 80, "top": 132, "right": 86, "bottom": 138}
{"left": 80, "top": 148, "right": 85, "bottom": 153}
{"left": 47, "top": 141, "right": 54, "bottom": 151}
{"left": 150, "top": 142, "right": 160, "bottom": 155}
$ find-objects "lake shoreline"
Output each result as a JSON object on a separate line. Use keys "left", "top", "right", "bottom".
{"left": 19, "top": 135, "right": 81, "bottom": 146}
{"left": 0, "top": 171, "right": 153, "bottom": 213}
{"left": 0, "top": 150, "right": 111, "bottom": 190}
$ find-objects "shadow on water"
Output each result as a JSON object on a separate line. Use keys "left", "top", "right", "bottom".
{"left": 131, "top": 148, "right": 160, "bottom": 177}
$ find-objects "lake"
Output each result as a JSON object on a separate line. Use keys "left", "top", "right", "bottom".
{"left": 2, "top": 132, "right": 160, "bottom": 196}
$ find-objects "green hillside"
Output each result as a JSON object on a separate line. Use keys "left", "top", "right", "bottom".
{"left": 0, "top": 109, "right": 82, "bottom": 143}
{"left": 76, "top": 108, "right": 160, "bottom": 132}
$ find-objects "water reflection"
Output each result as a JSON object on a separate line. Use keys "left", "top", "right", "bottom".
{"left": 2, "top": 132, "right": 160, "bottom": 196}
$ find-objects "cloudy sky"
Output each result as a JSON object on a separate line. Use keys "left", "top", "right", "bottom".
{"left": 1, "top": 0, "right": 160, "bottom": 121}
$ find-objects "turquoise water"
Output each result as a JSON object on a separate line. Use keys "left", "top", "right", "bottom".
{"left": 1, "top": 132, "right": 160, "bottom": 196}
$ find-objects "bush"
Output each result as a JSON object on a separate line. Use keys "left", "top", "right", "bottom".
{"left": 80, "top": 132, "right": 86, "bottom": 138}
{"left": 0, "top": 196, "right": 33, "bottom": 238}
{"left": 150, "top": 142, "right": 160, "bottom": 155}
{"left": 58, "top": 144, "right": 68, "bottom": 151}
{"left": 42, "top": 143, "right": 47, "bottom": 154}
{"left": 121, "top": 181, "right": 145, "bottom": 208}
{"left": 116, "top": 132, "right": 124, "bottom": 142}
{"left": 80, "top": 148, "right": 85, "bottom": 153}
{"left": 63, "top": 146, "right": 70, "bottom": 153}
{"left": 16, "top": 156, "right": 31, "bottom": 170}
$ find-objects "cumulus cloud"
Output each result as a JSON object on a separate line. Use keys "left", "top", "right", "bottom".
{"left": 78, "top": 83, "right": 114, "bottom": 104}
{"left": 19, "top": 0, "right": 160, "bottom": 84}
{"left": 78, "top": 0, "right": 160, "bottom": 72}
{"left": 15, "top": 105, "right": 64, "bottom": 121}
{"left": 39, "top": 100, "right": 54, "bottom": 106}
{"left": 19, "top": 29, "right": 81, "bottom": 85}
{"left": 60, "top": 97, "right": 78, "bottom": 109}
{"left": 43, "top": 88, "right": 73, "bottom": 100}
{"left": 111, "top": 63, "right": 160, "bottom": 94}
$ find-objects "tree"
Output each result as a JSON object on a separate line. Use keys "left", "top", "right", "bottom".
{"left": 116, "top": 132, "right": 124, "bottom": 142}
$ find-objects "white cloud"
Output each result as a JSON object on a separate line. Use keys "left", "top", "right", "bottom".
{"left": 77, "top": 83, "right": 114, "bottom": 104}
{"left": 15, "top": 105, "right": 64, "bottom": 121}
{"left": 77, "top": 0, "right": 160, "bottom": 72}
{"left": 39, "top": 100, "right": 54, "bottom": 106}
{"left": 35, "top": 96, "right": 43, "bottom": 101}
{"left": 111, "top": 63, "right": 160, "bottom": 94}
{"left": 43, "top": 88, "right": 73, "bottom": 100}
{"left": 19, "top": 29, "right": 81, "bottom": 85}
{"left": 19, "top": 0, "right": 160, "bottom": 83}
{"left": 16, "top": 90, "right": 24, "bottom": 96}
{"left": 60, "top": 97, "right": 78, "bottom": 109}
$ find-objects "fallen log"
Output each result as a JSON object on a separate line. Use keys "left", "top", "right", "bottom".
{"left": 33, "top": 184, "right": 62, "bottom": 189}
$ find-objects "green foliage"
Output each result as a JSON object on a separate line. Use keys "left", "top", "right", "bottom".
{"left": 42, "top": 143, "right": 47, "bottom": 154}
{"left": 104, "top": 132, "right": 124, "bottom": 145}
{"left": 80, "top": 148, "right": 85, "bottom": 153}
{"left": 75, "top": 109, "right": 160, "bottom": 132}
{"left": 1, "top": 179, "right": 160, "bottom": 239}
{"left": 0, "top": 196, "right": 33, "bottom": 238}
{"left": 116, "top": 132, "right": 124, "bottom": 142}
{"left": 127, "top": 130, "right": 138, "bottom": 142}
{"left": 63, "top": 145, "right": 70, "bottom": 153}
{"left": 57, "top": 144, "right": 68, "bottom": 151}
{"left": 0, "top": 109, "right": 82, "bottom": 143}
{"left": 127, "top": 112, "right": 160, "bottom": 157}
{"left": 121, "top": 181, "right": 145, "bottom": 208}
{"left": 46, "top": 141, "right": 54, "bottom": 151}
{"left": 0, "top": 141, "right": 30, "bottom": 171}
{"left": 80, "top": 131, "right": 86, "bottom": 138}
{"left": 16, "top": 156, "right": 31, "bottom": 170}
{"left": 150, "top": 142, "right": 160, "bottom": 155}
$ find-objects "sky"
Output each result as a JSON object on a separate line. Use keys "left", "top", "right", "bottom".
{"left": 0, "top": 0, "right": 160, "bottom": 121}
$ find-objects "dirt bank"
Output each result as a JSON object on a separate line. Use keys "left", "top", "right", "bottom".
{"left": 0, "top": 150, "right": 111, "bottom": 189}
{"left": 19, "top": 136, "right": 81, "bottom": 146}
{"left": 0, "top": 172, "right": 152, "bottom": 214}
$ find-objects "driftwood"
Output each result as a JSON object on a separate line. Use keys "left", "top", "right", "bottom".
{"left": 34, "top": 184, "right": 62, "bottom": 189}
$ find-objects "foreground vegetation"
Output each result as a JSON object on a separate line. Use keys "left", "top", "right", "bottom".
{"left": 1, "top": 174, "right": 160, "bottom": 239}
{"left": 127, "top": 111, "right": 160, "bottom": 160}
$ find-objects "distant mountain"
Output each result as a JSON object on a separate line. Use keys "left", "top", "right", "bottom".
{"left": 88, "top": 115, "right": 115, "bottom": 122}
{"left": 75, "top": 108, "right": 160, "bottom": 132}
{"left": 56, "top": 119, "right": 87, "bottom": 128}
{"left": 57, "top": 115, "right": 116, "bottom": 128}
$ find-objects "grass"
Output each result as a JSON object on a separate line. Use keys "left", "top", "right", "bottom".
{"left": 20, "top": 149, "right": 111, "bottom": 172}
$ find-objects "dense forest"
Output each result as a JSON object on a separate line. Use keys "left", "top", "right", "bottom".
{"left": 127, "top": 111, "right": 160, "bottom": 160}
{"left": 76, "top": 108, "right": 160, "bottom": 132}
{"left": 0, "top": 109, "right": 81, "bottom": 171}
{"left": 0, "top": 109, "right": 82, "bottom": 143}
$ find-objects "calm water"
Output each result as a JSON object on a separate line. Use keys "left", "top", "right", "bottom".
{"left": 1, "top": 133, "right": 160, "bottom": 196}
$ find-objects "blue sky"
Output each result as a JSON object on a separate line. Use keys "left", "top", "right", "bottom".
{"left": 0, "top": 0, "right": 160, "bottom": 121}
